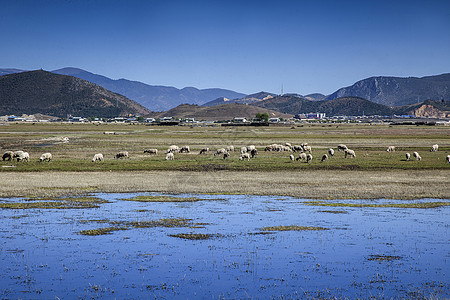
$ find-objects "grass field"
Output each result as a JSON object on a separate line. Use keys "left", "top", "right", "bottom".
{"left": 0, "top": 122, "right": 449, "bottom": 199}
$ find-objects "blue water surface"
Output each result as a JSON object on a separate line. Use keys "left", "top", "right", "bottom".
{"left": 0, "top": 193, "right": 448, "bottom": 299}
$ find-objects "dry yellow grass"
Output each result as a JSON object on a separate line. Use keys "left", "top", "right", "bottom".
{"left": 0, "top": 169, "right": 448, "bottom": 200}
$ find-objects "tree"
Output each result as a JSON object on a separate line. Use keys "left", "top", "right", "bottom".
{"left": 255, "top": 112, "right": 269, "bottom": 122}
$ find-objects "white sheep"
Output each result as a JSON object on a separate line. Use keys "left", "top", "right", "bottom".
{"left": 344, "top": 149, "right": 356, "bottom": 158}
{"left": 179, "top": 146, "right": 190, "bottom": 153}
{"left": 214, "top": 148, "right": 227, "bottom": 156}
{"left": 321, "top": 154, "right": 328, "bottom": 162}
{"left": 289, "top": 154, "right": 294, "bottom": 161}
{"left": 413, "top": 151, "right": 421, "bottom": 161}
{"left": 292, "top": 145, "right": 303, "bottom": 152}
{"left": 239, "top": 153, "right": 250, "bottom": 161}
{"left": 446, "top": 155, "right": 450, "bottom": 163}
{"left": 166, "top": 145, "right": 179, "bottom": 153}
{"left": 302, "top": 145, "right": 312, "bottom": 153}
{"left": 387, "top": 146, "right": 396, "bottom": 152}
{"left": 92, "top": 153, "right": 104, "bottom": 162}
{"left": 13, "top": 151, "right": 24, "bottom": 161}
{"left": 114, "top": 151, "right": 129, "bottom": 159}
{"left": 17, "top": 152, "right": 30, "bottom": 162}
{"left": 306, "top": 154, "right": 313, "bottom": 163}
{"left": 337, "top": 144, "right": 348, "bottom": 152}
{"left": 296, "top": 153, "right": 307, "bottom": 161}
{"left": 430, "top": 144, "right": 438, "bottom": 152}
{"left": 328, "top": 148, "right": 334, "bottom": 157}
{"left": 240, "top": 146, "right": 248, "bottom": 154}
{"left": 405, "top": 153, "right": 411, "bottom": 161}
{"left": 165, "top": 152, "right": 174, "bottom": 160}
{"left": 199, "top": 148, "right": 209, "bottom": 154}
{"left": 144, "top": 149, "right": 158, "bottom": 155}
{"left": 40, "top": 152, "right": 52, "bottom": 162}
{"left": 2, "top": 151, "right": 13, "bottom": 161}
{"left": 226, "top": 145, "right": 235, "bottom": 152}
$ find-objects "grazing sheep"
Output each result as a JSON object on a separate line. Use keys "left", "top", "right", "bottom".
{"left": 387, "top": 146, "right": 396, "bottom": 152}
{"left": 247, "top": 145, "right": 256, "bottom": 152}
{"left": 285, "top": 142, "right": 292, "bottom": 148}
{"left": 92, "top": 153, "right": 104, "bottom": 162}
{"left": 223, "top": 152, "right": 230, "bottom": 159}
{"left": 165, "top": 152, "right": 174, "bottom": 160}
{"left": 114, "top": 151, "right": 129, "bottom": 159}
{"left": 289, "top": 154, "right": 295, "bottom": 161}
{"left": 337, "top": 144, "right": 348, "bottom": 152}
{"left": 292, "top": 145, "right": 303, "bottom": 152}
{"left": 199, "top": 148, "right": 209, "bottom": 154}
{"left": 226, "top": 145, "right": 235, "bottom": 152}
{"left": 296, "top": 152, "right": 307, "bottom": 161}
{"left": 446, "top": 155, "right": 450, "bottom": 163}
{"left": 17, "top": 152, "right": 30, "bottom": 162}
{"left": 239, "top": 153, "right": 250, "bottom": 161}
{"left": 264, "top": 145, "right": 274, "bottom": 151}
{"left": 179, "top": 146, "right": 190, "bottom": 153}
{"left": 144, "top": 149, "right": 158, "bottom": 155}
{"left": 405, "top": 153, "right": 411, "bottom": 161}
{"left": 39, "top": 152, "right": 52, "bottom": 162}
{"left": 328, "top": 148, "right": 334, "bottom": 157}
{"left": 250, "top": 148, "right": 258, "bottom": 158}
{"left": 344, "top": 149, "right": 356, "bottom": 158}
{"left": 300, "top": 143, "right": 312, "bottom": 153}
{"left": 430, "top": 144, "right": 439, "bottom": 152}
{"left": 2, "top": 151, "right": 13, "bottom": 161}
{"left": 413, "top": 151, "right": 421, "bottom": 161}
{"left": 214, "top": 148, "right": 227, "bottom": 156}
{"left": 306, "top": 154, "right": 313, "bottom": 163}
{"left": 240, "top": 146, "right": 248, "bottom": 154}
{"left": 13, "top": 151, "right": 24, "bottom": 161}
{"left": 166, "top": 145, "right": 179, "bottom": 153}
{"left": 321, "top": 154, "right": 328, "bottom": 162}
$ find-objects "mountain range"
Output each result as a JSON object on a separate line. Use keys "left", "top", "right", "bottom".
{"left": 0, "top": 67, "right": 449, "bottom": 118}
{"left": 0, "top": 68, "right": 245, "bottom": 111}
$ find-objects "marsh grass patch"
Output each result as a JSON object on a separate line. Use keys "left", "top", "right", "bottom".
{"left": 0, "top": 196, "right": 109, "bottom": 210}
{"left": 367, "top": 255, "right": 402, "bottom": 262}
{"left": 168, "top": 233, "right": 219, "bottom": 240}
{"left": 260, "top": 225, "right": 329, "bottom": 232}
{"left": 120, "top": 195, "right": 220, "bottom": 202}
{"left": 78, "top": 227, "right": 128, "bottom": 236}
{"left": 304, "top": 201, "right": 450, "bottom": 209}
{"left": 318, "top": 210, "right": 349, "bottom": 214}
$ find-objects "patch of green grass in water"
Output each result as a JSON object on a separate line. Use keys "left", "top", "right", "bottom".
{"left": 78, "top": 227, "right": 128, "bottom": 236}
{"left": 168, "top": 233, "right": 218, "bottom": 240}
{"left": 260, "top": 225, "right": 328, "bottom": 231}
{"left": 120, "top": 195, "right": 215, "bottom": 202}
{"left": 304, "top": 201, "right": 450, "bottom": 209}
{"left": 367, "top": 255, "right": 402, "bottom": 262}
{"left": 0, "top": 201, "right": 100, "bottom": 209}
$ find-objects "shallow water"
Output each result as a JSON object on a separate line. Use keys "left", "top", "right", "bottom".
{"left": 0, "top": 194, "right": 448, "bottom": 299}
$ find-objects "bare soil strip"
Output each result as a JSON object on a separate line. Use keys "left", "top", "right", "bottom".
{"left": 0, "top": 170, "right": 448, "bottom": 200}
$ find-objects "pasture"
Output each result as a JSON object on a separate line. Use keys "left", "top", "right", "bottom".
{"left": 0, "top": 122, "right": 449, "bottom": 199}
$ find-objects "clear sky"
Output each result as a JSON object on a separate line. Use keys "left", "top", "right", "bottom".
{"left": 1, "top": 0, "right": 449, "bottom": 95}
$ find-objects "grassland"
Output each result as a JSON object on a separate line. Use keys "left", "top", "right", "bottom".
{"left": 0, "top": 122, "right": 449, "bottom": 199}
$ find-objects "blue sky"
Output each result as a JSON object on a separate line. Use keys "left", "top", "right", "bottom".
{"left": 1, "top": 0, "right": 449, "bottom": 95}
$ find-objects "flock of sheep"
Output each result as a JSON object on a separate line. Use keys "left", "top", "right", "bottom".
{"left": 2, "top": 150, "right": 52, "bottom": 162}
{"left": 2, "top": 143, "right": 449, "bottom": 165}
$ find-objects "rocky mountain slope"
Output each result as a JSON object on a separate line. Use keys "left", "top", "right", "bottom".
{"left": 325, "top": 74, "right": 450, "bottom": 106}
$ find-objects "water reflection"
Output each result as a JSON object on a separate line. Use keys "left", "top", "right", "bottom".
{"left": 0, "top": 193, "right": 448, "bottom": 299}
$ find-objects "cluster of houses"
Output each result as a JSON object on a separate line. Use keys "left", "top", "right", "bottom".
{"left": 2, "top": 113, "right": 449, "bottom": 126}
